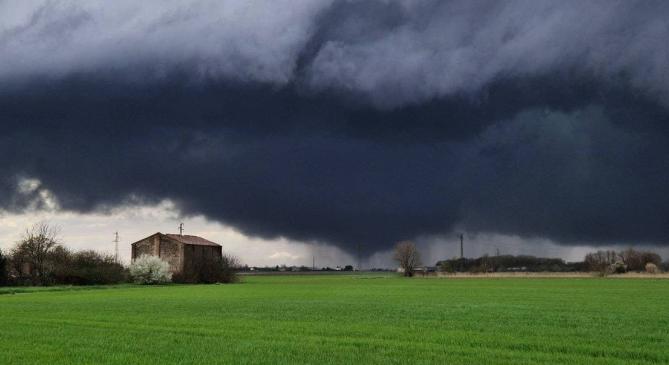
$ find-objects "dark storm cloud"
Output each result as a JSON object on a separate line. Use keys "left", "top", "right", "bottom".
{"left": 2, "top": 1, "right": 669, "bottom": 252}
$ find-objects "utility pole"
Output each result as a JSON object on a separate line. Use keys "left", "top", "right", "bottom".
{"left": 113, "top": 232, "right": 120, "bottom": 263}
{"left": 179, "top": 222, "right": 184, "bottom": 236}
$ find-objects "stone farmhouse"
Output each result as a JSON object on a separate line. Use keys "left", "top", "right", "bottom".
{"left": 130, "top": 232, "right": 222, "bottom": 276}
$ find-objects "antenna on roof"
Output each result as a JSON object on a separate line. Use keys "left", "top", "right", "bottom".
{"left": 113, "top": 232, "right": 120, "bottom": 263}
{"left": 179, "top": 222, "right": 184, "bottom": 236}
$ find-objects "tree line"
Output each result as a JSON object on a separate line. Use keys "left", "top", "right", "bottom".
{"left": 394, "top": 241, "right": 667, "bottom": 276}
{"left": 0, "top": 223, "right": 126, "bottom": 286}
{"left": 584, "top": 249, "right": 663, "bottom": 275}
{"left": 0, "top": 222, "right": 239, "bottom": 287}
{"left": 436, "top": 255, "right": 586, "bottom": 274}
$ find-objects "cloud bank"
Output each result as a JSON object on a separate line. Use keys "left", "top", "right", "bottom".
{"left": 2, "top": 0, "right": 669, "bottom": 253}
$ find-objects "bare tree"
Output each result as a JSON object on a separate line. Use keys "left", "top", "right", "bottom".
{"left": 584, "top": 250, "right": 618, "bottom": 275}
{"left": 619, "top": 248, "right": 642, "bottom": 271}
{"left": 394, "top": 241, "right": 421, "bottom": 277}
{"left": 13, "top": 222, "right": 62, "bottom": 285}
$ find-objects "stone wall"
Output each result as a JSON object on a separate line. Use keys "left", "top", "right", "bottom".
{"left": 159, "top": 236, "right": 183, "bottom": 274}
{"left": 132, "top": 235, "right": 157, "bottom": 259}
{"left": 183, "top": 244, "right": 222, "bottom": 275}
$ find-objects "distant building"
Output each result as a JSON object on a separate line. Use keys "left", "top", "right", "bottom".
{"left": 130, "top": 232, "right": 222, "bottom": 276}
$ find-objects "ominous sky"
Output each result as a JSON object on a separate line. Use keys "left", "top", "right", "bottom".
{"left": 2, "top": 0, "right": 669, "bottom": 265}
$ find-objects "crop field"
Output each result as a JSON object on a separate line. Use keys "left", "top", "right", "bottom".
{"left": 1, "top": 275, "right": 668, "bottom": 365}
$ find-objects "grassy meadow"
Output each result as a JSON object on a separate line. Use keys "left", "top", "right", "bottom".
{"left": 1, "top": 274, "right": 668, "bottom": 364}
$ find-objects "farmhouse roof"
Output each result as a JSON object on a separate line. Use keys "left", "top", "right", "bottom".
{"left": 130, "top": 232, "right": 221, "bottom": 247}
{"left": 164, "top": 234, "right": 221, "bottom": 247}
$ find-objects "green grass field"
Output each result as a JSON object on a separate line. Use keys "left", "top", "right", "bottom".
{"left": 1, "top": 275, "right": 668, "bottom": 364}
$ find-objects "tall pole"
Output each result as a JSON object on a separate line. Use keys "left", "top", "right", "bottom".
{"left": 113, "top": 232, "right": 119, "bottom": 263}
{"left": 179, "top": 222, "right": 184, "bottom": 236}
{"left": 312, "top": 256, "right": 315, "bottom": 271}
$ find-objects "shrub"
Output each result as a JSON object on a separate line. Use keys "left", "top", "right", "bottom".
{"left": 612, "top": 261, "right": 627, "bottom": 274}
{"left": 176, "top": 254, "right": 239, "bottom": 284}
{"left": 52, "top": 249, "right": 127, "bottom": 285}
{"left": 645, "top": 263, "right": 659, "bottom": 274}
{"left": 129, "top": 255, "right": 172, "bottom": 284}
{"left": 219, "top": 254, "right": 240, "bottom": 283}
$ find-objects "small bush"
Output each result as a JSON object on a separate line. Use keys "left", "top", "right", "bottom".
{"left": 176, "top": 254, "right": 239, "bottom": 284}
{"left": 129, "top": 255, "right": 172, "bottom": 284}
{"left": 219, "top": 254, "right": 240, "bottom": 283}
{"left": 645, "top": 263, "right": 659, "bottom": 274}
{"left": 612, "top": 261, "right": 627, "bottom": 274}
{"left": 52, "top": 250, "right": 127, "bottom": 285}
{"left": 594, "top": 269, "right": 609, "bottom": 277}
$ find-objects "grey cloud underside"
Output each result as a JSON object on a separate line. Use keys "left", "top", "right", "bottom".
{"left": 1, "top": 0, "right": 669, "bottom": 252}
